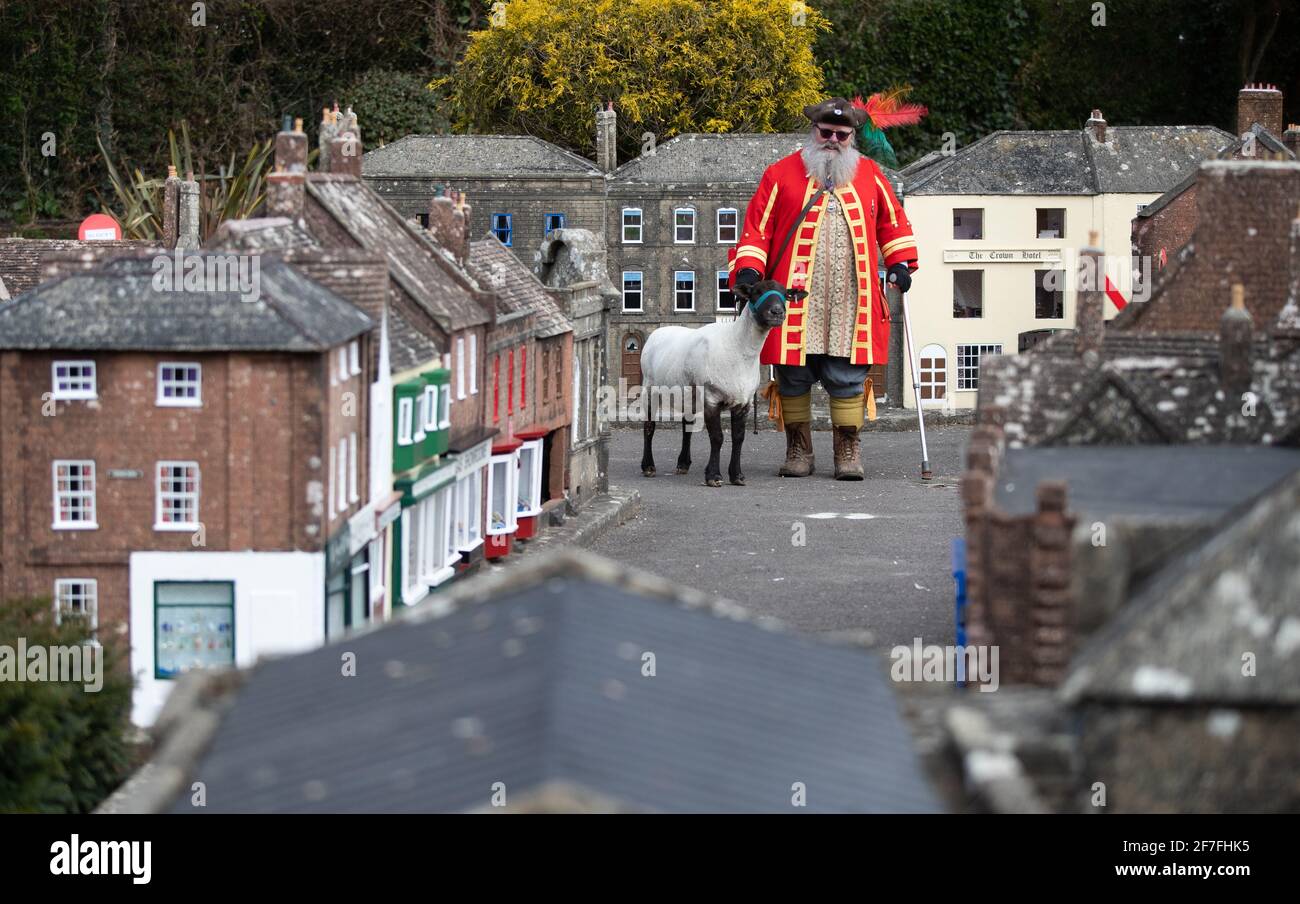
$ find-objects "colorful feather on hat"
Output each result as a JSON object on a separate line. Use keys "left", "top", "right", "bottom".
{"left": 852, "top": 87, "right": 928, "bottom": 169}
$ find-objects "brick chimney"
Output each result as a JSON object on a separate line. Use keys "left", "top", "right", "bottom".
{"left": 327, "top": 105, "right": 363, "bottom": 177}
{"left": 177, "top": 170, "right": 201, "bottom": 249}
{"left": 1237, "top": 83, "right": 1284, "bottom": 138}
{"left": 1085, "top": 109, "right": 1107, "bottom": 144}
{"left": 267, "top": 116, "right": 307, "bottom": 219}
{"left": 318, "top": 103, "right": 339, "bottom": 172}
{"left": 162, "top": 165, "right": 180, "bottom": 248}
{"left": 427, "top": 189, "right": 470, "bottom": 266}
{"left": 1074, "top": 231, "right": 1105, "bottom": 357}
{"left": 1220, "top": 284, "right": 1254, "bottom": 395}
{"left": 596, "top": 101, "right": 617, "bottom": 172}
{"left": 1284, "top": 123, "right": 1300, "bottom": 158}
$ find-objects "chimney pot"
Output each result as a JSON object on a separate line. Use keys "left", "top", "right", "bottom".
{"left": 1087, "top": 109, "right": 1107, "bottom": 143}
{"left": 596, "top": 103, "right": 618, "bottom": 172}
{"left": 1075, "top": 242, "right": 1105, "bottom": 356}
{"left": 1219, "top": 283, "right": 1254, "bottom": 396}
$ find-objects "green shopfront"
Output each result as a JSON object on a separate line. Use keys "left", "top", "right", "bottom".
{"left": 390, "top": 367, "right": 459, "bottom": 606}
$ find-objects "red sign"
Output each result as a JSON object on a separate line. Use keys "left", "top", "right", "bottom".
{"left": 78, "top": 213, "right": 122, "bottom": 241}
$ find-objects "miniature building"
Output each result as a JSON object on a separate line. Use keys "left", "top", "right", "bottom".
{"left": 0, "top": 252, "right": 374, "bottom": 725}
{"left": 1134, "top": 85, "right": 1297, "bottom": 276}
{"left": 100, "top": 549, "right": 943, "bottom": 814}
{"left": 899, "top": 111, "right": 1233, "bottom": 409}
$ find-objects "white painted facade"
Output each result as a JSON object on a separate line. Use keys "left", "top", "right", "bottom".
{"left": 129, "top": 550, "right": 325, "bottom": 726}
{"left": 899, "top": 191, "right": 1156, "bottom": 408}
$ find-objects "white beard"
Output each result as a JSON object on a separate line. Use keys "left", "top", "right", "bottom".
{"left": 802, "top": 134, "right": 861, "bottom": 189}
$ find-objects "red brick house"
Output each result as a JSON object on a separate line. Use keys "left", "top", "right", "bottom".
{"left": 0, "top": 251, "right": 374, "bottom": 725}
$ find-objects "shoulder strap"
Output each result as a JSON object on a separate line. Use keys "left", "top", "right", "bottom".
{"left": 768, "top": 187, "right": 826, "bottom": 282}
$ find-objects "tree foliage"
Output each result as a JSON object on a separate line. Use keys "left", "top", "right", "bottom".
{"left": 0, "top": 596, "right": 134, "bottom": 814}
{"left": 347, "top": 67, "right": 452, "bottom": 146}
{"left": 437, "top": 0, "right": 830, "bottom": 160}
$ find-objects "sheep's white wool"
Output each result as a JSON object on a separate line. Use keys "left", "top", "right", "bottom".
{"left": 641, "top": 304, "right": 770, "bottom": 412}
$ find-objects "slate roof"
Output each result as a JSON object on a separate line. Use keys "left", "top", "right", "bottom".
{"left": 388, "top": 303, "right": 440, "bottom": 374}
{"left": 0, "top": 237, "right": 145, "bottom": 300}
{"left": 304, "top": 177, "right": 490, "bottom": 333}
{"left": 363, "top": 134, "right": 602, "bottom": 178}
{"left": 1061, "top": 468, "right": 1300, "bottom": 704}
{"left": 978, "top": 330, "right": 1300, "bottom": 447}
{"left": 903, "top": 126, "right": 1233, "bottom": 195}
{"left": 608, "top": 132, "right": 902, "bottom": 188}
{"left": 159, "top": 550, "right": 942, "bottom": 814}
{"left": 0, "top": 254, "right": 372, "bottom": 351}
{"left": 993, "top": 445, "right": 1300, "bottom": 519}
{"left": 467, "top": 235, "right": 571, "bottom": 339}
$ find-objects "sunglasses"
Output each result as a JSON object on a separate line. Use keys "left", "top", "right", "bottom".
{"left": 816, "top": 125, "right": 855, "bottom": 142}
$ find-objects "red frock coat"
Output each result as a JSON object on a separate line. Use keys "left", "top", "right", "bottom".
{"left": 728, "top": 151, "right": 919, "bottom": 367}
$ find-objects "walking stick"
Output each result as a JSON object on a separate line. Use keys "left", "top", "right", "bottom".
{"left": 892, "top": 277, "right": 932, "bottom": 480}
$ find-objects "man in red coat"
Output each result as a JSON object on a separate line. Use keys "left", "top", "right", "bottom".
{"left": 728, "top": 98, "right": 919, "bottom": 479}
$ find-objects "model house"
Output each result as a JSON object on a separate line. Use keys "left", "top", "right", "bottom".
{"left": 899, "top": 111, "right": 1233, "bottom": 409}
{"left": 0, "top": 251, "right": 374, "bottom": 725}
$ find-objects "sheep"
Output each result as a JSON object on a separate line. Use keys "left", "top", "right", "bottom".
{"left": 640, "top": 279, "right": 804, "bottom": 486}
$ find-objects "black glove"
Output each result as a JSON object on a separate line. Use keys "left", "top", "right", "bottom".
{"left": 734, "top": 267, "right": 761, "bottom": 296}
{"left": 887, "top": 263, "right": 913, "bottom": 293}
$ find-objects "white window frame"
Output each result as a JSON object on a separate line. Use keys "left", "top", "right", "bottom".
{"left": 397, "top": 397, "right": 414, "bottom": 445}
{"left": 336, "top": 346, "right": 348, "bottom": 384}
{"left": 674, "top": 270, "right": 696, "bottom": 312}
{"left": 422, "top": 385, "right": 438, "bottom": 432}
{"left": 349, "top": 340, "right": 361, "bottom": 376}
{"left": 956, "top": 343, "right": 1003, "bottom": 392}
{"left": 469, "top": 334, "right": 478, "bottom": 394}
{"left": 348, "top": 432, "right": 359, "bottom": 503}
{"left": 456, "top": 337, "right": 466, "bottom": 399}
{"left": 457, "top": 465, "right": 484, "bottom": 552}
{"left": 439, "top": 383, "right": 451, "bottom": 429}
{"left": 54, "top": 579, "right": 99, "bottom": 635}
{"left": 622, "top": 270, "right": 643, "bottom": 312}
{"left": 154, "top": 460, "right": 200, "bottom": 531}
{"left": 51, "top": 361, "right": 96, "bottom": 401}
{"left": 716, "top": 270, "right": 736, "bottom": 311}
{"left": 329, "top": 443, "right": 338, "bottom": 515}
{"left": 414, "top": 391, "right": 427, "bottom": 444}
{"left": 400, "top": 508, "right": 425, "bottom": 604}
{"left": 716, "top": 208, "right": 739, "bottom": 243}
{"left": 156, "top": 362, "right": 202, "bottom": 407}
{"left": 52, "top": 460, "right": 97, "bottom": 529}
{"left": 516, "top": 439, "right": 544, "bottom": 518}
{"left": 486, "top": 451, "right": 519, "bottom": 536}
{"left": 337, "top": 438, "right": 348, "bottom": 513}
{"left": 674, "top": 207, "right": 696, "bottom": 244}
{"left": 621, "top": 208, "right": 643, "bottom": 244}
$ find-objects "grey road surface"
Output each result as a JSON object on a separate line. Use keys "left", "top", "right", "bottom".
{"left": 593, "top": 425, "right": 970, "bottom": 650}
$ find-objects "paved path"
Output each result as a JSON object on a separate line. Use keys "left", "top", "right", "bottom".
{"left": 593, "top": 425, "right": 970, "bottom": 650}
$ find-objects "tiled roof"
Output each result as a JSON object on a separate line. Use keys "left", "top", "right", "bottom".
{"left": 161, "top": 549, "right": 942, "bottom": 814}
{"left": 363, "top": 134, "right": 601, "bottom": 178}
{"left": 903, "top": 126, "right": 1233, "bottom": 196}
{"left": 609, "top": 132, "right": 902, "bottom": 188}
{"left": 0, "top": 254, "right": 372, "bottom": 351}
{"left": 1061, "top": 468, "right": 1300, "bottom": 704}
{"left": 0, "top": 238, "right": 145, "bottom": 299}
{"left": 978, "top": 329, "right": 1300, "bottom": 447}
{"left": 305, "top": 178, "right": 490, "bottom": 333}
{"left": 468, "top": 235, "right": 570, "bottom": 338}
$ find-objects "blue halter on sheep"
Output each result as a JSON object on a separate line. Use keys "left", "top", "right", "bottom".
{"left": 640, "top": 279, "right": 805, "bottom": 486}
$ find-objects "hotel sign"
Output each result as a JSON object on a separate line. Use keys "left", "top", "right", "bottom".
{"left": 943, "top": 249, "right": 1063, "bottom": 264}
{"left": 455, "top": 439, "right": 492, "bottom": 478}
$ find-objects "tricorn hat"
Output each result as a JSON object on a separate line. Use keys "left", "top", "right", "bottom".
{"left": 803, "top": 97, "right": 869, "bottom": 128}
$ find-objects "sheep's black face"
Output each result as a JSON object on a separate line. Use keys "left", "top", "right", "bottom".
{"left": 737, "top": 279, "right": 805, "bottom": 329}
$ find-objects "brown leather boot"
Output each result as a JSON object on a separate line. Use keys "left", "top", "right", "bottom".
{"left": 833, "top": 425, "right": 864, "bottom": 480}
{"left": 779, "top": 422, "right": 815, "bottom": 477}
